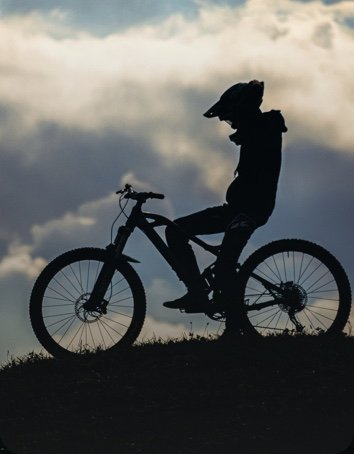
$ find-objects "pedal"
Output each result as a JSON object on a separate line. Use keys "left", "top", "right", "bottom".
{"left": 180, "top": 306, "right": 207, "bottom": 314}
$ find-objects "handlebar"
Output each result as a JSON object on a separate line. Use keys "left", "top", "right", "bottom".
{"left": 126, "top": 192, "right": 165, "bottom": 201}
{"left": 116, "top": 184, "right": 165, "bottom": 202}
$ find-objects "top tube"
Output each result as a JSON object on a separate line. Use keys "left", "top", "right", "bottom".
{"left": 118, "top": 184, "right": 220, "bottom": 257}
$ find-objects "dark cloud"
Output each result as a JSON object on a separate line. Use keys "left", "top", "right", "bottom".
{"left": 0, "top": 124, "right": 156, "bottom": 244}
{"left": 0, "top": 0, "right": 353, "bottom": 362}
{"left": 1, "top": 111, "right": 353, "bottom": 277}
{"left": 1, "top": 117, "right": 353, "bottom": 363}
{"left": 0, "top": 83, "right": 227, "bottom": 255}
{"left": 248, "top": 143, "right": 354, "bottom": 282}
{"left": 0, "top": 119, "right": 217, "bottom": 252}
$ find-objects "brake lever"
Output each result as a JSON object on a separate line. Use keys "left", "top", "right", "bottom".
{"left": 116, "top": 183, "right": 133, "bottom": 195}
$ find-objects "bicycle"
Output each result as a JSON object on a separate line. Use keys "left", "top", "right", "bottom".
{"left": 30, "top": 184, "right": 352, "bottom": 358}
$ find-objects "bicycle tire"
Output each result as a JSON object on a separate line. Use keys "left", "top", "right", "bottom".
{"left": 231, "top": 239, "right": 352, "bottom": 337}
{"left": 30, "top": 247, "right": 146, "bottom": 358}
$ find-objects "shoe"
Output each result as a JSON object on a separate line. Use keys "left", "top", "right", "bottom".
{"left": 163, "top": 292, "right": 209, "bottom": 313}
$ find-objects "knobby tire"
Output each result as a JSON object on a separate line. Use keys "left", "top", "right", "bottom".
{"left": 233, "top": 239, "right": 351, "bottom": 337}
{"left": 30, "top": 248, "right": 146, "bottom": 358}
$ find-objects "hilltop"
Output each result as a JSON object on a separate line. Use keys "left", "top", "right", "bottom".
{"left": 0, "top": 335, "right": 353, "bottom": 454}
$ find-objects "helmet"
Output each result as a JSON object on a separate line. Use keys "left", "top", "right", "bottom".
{"left": 203, "top": 80, "right": 264, "bottom": 120}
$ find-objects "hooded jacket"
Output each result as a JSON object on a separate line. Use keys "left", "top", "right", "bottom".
{"left": 226, "top": 109, "right": 287, "bottom": 224}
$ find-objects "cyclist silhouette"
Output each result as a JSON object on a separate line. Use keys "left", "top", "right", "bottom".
{"left": 163, "top": 80, "right": 288, "bottom": 312}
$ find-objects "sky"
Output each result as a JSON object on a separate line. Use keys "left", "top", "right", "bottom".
{"left": 0, "top": 0, "right": 353, "bottom": 362}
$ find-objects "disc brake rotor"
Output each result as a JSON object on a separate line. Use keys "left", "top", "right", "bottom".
{"left": 75, "top": 293, "right": 106, "bottom": 323}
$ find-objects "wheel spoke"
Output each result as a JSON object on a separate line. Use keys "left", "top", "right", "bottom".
{"left": 30, "top": 249, "right": 146, "bottom": 356}
{"left": 54, "top": 315, "right": 78, "bottom": 341}
{"left": 238, "top": 240, "right": 350, "bottom": 337}
{"left": 305, "top": 307, "right": 335, "bottom": 323}
{"left": 110, "top": 286, "right": 131, "bottom": 299}
{"left": 97, "top": 319, "right": 116, "bottom": 344}
{"left": 108, "top": 296, "right": 133, "bottom": 306}
{"left": 46, "top": 314, "right": 75, "bottom": 329}
{"left": 69, "top": 263, "right": 85, "bottom": 294}
{"left": 273, "top": 311, "right": 283, "bottom": 331}
{"left": 88, "top": 323, "right": 97, "bottom": 349}
{"left": 272, "top": 254, "right": 283, "bottom": 282}
{"left": 299, "top": 260, "right": 323, "bottom": 288}
{"left": 307, "top": 279, "right": 336, "bottom": 294}
{"left": 307, "top": 297, "right": 339, "bottom": 304}
{"left": 101, "top": 315, "right": 129, "bottom": 329}
{"left": 282, "top": 252, "right": 288, "bottom": 282}
{"left": 46, "top": 285, "right": 76, "bottom": 303}
{"left": 99, "top": 317, "right": 124, "bottom": 338}
{"left": 108, "top": 308, "right": 133, "bottom": 319}
{"left": 252, "top": 266, "right": 279, "bottom": 285}
{"left": 303, "top": 309, "right": 327, "bottom": 330}
{"left": 66, "top": 322, "right": 86, "bottom": 350}
{"left": 298, "top": 255, "right": 315, "bottom": 283}
{"left": 43, "top": 312, "right": 74, "bottom": 319}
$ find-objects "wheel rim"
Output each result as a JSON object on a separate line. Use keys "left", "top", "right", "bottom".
{"left": 243, "top": 249, "right": 343, "bottom": 336}
{"left": 41, "top": 258, "right": 136, "bottom": 353}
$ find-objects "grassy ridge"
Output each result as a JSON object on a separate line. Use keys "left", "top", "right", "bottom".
{"left": 0, "top": 335, "right": 354, "bottom": 454}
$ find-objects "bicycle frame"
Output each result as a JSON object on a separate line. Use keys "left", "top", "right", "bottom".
{"left": 84, "top": 199, "right": 220, "bottom": 311}
{"left": 117, "top": 202, "right": 285, "bottom": 299}
{"left": 86, "top": 196, "right": 286, "bottom": 313}
{"left": 118, "top": 206, "right": 218, "bottom": 270}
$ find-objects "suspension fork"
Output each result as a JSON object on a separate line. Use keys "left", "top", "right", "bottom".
{"left": 83, "top": 225, "right": 132, "bottom": 312}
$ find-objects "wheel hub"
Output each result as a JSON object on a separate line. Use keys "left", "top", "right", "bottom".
{"left": 75, "top": 293, "right": 107, "bottom": 323}
{"left": 278, "top": 282, "right": 308, "bottom": 314}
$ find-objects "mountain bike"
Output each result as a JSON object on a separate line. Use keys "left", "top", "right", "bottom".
{"left": 30, "top": 184, "right": 352, "bottom": 358}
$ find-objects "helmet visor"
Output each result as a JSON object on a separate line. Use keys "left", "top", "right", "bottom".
{"left": 203, "top": 81, "right": 263, "bottom": 119}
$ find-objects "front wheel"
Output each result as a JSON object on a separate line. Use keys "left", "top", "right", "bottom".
{"left": 234, "top": 239, "right": 352, "bottom": 337}
{"left": 30, "top": 248, "right": 146, "bottom": 358}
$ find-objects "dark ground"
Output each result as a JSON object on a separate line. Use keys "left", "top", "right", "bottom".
{"left": 0, "top": 335, "right": 353, "bottom": 454}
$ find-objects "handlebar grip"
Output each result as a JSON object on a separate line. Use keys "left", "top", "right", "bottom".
{"left": 149, "top": 192, "right": 165, "bottom": 200}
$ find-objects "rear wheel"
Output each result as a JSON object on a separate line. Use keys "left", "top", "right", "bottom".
{"left": 235, "top": 240, "right": 351, "bottom": 336}
{"left": 30, "top": 248, "right": 146, "bottom": 358}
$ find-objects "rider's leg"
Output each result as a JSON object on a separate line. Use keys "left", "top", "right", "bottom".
{"left": 164, "top": 205, "right": 233, "bottom": 309}
{"left": 165, "top": 223, "right": 205, "bottom": 295}
{"left": 213, "top": 213, "right": 257, "bottom": 331}
{"left": 213, "top": 212, "right": 257, "bottom": 296}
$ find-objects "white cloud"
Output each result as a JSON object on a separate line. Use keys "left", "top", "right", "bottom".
{"left": 1, "top": 0, "right": 354, "bottom": 155}
{"left": 0, "top": 243, "right": 46, "bottom": 279}
{"left": 31, "top": 214, "right": 96, "bottom": 245}
{"left": 0, "top": 1, "right": 353, "bottom": 361}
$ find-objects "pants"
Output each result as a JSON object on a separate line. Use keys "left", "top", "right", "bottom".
{"left": 165, "top": 204, "right": 261, "bottom": 295}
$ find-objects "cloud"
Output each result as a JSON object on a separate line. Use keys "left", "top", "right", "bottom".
{"left": 0, "top": 0, "right": 201, "bottom": 36}
{"left": 1, "top": 0, "right": 353, "bottom": 213}
{"left": 0, "top": 243, "right": 46, "bottom": 279}
{"left": 0, "top": 0, "right": 353, "bottom": 361}
{"left": 1, "top": 0, "right": 354, "bottom": 231}
{"left": 1, "top": 0, "right": 354, "bottom": 147}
